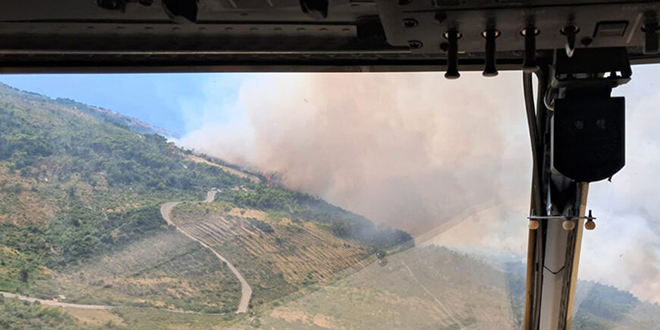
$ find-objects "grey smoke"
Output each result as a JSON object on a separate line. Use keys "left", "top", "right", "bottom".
{"left": 180, "top": 70, "right": 660, "bottom": 303}
{"left": 181, "top": 73, "right": 528, "bottom": 232}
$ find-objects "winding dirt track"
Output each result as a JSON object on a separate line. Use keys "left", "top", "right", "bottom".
{"left": 160, "top": 190, "right": 253, "bottom": 313}
{"left": 0, "top": 292, "right": 113, "bottom": 310}
{"left": 0, "top": 191, "right": 252, "bottom": 314}
{"left": 0, "top": 291, "right": 206, "bottom": 314}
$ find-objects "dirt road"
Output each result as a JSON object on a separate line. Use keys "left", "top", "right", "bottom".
{"left": 0, "top": 190, "right": 252, "bottom": 314}
{"left": 160, "top": 190, "right": 253, "bottom": 313}
{"left": 0, "top": 292, "right": 113, "bottom": 310}
{"left": 0, "top": 291, "right": 207, "bottom": 315}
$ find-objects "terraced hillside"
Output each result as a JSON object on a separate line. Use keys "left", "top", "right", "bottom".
{"left": 246, "top": 246, "right": 517, "bottom": 330}
{"left": 171, "top": 201, "right": 374, "bottom": 307}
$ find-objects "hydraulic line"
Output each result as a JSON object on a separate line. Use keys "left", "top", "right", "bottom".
{"left": 523, "top": 72, "right": 542, "bottom": 215}
{"left": 523, "top": 68, "right": 553, "bottom": 330}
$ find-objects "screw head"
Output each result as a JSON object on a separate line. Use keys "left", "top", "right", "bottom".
{"left": 482, "top": 29, "right": 501, "bottom": 38}
{"left": 561, "top": 25, "right": 580, "bottom": 35}
{"left": 403, "top": 19, "right": 418, "bottom": 28}
{"left": 97, "top": 0, "right": 119, "bottom": 9}
{"left": 408, "top": 40, "right": 423, "bottom": 49}
{"left": 443, "top": 31, "right": 462, "bottom": 39}
{"left": 529, "top": 220, "right": 540, "bottom": 230}
{"left": 562, "top": 220, "right": 576, "bottom": 231}
{"left": 520, "top": 28, "right": 540, "bottom": 36}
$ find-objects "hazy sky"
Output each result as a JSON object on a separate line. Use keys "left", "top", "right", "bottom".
{"left": 0, "top": 73, "right": 245, "bottom": 135}
{"left": 2, "top": 67, "right": 660, "bottom": 303}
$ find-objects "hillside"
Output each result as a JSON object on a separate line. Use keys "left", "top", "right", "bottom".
{"left": 171, "top": 200, "right": 375, "bottom": 306}
{"left": 0, "top": 82, "right": 411, "bottom": 328}
{"left": 49, "top": 96, "right": 179, "bottom": 139}
{"left": 0, "top": 81, "right": 655, "bottom": 330}
{"left": 223, "top": 245, "right": 660, "bottom": 330}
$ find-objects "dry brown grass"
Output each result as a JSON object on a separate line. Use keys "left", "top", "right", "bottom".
{"left": 0, "top": 169, "right": 58, "bottom": 226}
{"left": 32, "top": 230, "right": 241, "bottom": 312}
{"left": 227, "top": 208, "right": 267, "bottom": 220}
{"left": 186, "top": 155, "right": 259, "bottom": 183}
{"left": 172, "top": 203, "right": 369, "bottom": 285}
{"left": 312, "top": 314, "right": 338, "bottom": 329}
{"left": 62, "top": 307, "right": 126, "bottom": 328}
{"left": 270, "top": 307, "right": 307, "bottom": 323}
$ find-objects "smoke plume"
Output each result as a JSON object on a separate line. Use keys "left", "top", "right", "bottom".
{"left": 180, "top": 71, "right": 660, "bottom": 303}
{"left": 181, "top": 73, "right": 529, "bottom": 233}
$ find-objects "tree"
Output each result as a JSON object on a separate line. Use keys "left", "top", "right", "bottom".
{"left": 331, "top": 221, "right": 350, "bottom": 237}
{"left": 17, "top": 254, "right": 39, "bottom": 283}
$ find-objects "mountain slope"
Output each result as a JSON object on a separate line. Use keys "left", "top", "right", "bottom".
{"left": 0, "top": 82, "right": 411, "bottom": 328}
{"left": 229, "top": 245, "right": 660, "bottom": 330}
{"left": 33, "top": 91, "right": 179, "bottom": 139}
{"left": 2, "top": 81, "right": 652, "bottom": 330}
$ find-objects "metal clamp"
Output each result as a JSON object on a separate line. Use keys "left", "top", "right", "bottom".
{"left": 528, "top": 210, "right": 597, "bottom": 231}
{"left": 527, "top": 215, "right": 596, "bottom": 221}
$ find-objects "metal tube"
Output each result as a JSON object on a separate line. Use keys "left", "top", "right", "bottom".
{"left": 445, "top": 30, "right": 460, "bottom": 79}
{"left": 483, "top": 29, "right": 498, "bottom": 77}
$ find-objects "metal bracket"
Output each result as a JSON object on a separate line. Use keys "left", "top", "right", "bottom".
{"left": 528, "top": 215, "right": 596, "bottom": 221}
{"left": 552, "top": 47, "right": 631, "bottom": 89}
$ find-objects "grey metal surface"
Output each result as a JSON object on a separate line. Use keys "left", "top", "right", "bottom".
{"left": 0, "top": 0, "right": 658, "bottom": 72}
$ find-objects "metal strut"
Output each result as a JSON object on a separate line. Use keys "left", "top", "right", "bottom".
{"left": 522, "top": 47, "right": 630, "bottom": 330}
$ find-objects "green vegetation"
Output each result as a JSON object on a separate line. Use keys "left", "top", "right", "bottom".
{"left": 113, "top": 307, "right": 238, "bottom": 330}
{"left": 0, "top": 85, "right": 247, "bottom": 193}
{"left": 0, "top": 82, "right": 416, "bottom": 327}
{"left": 1, "top": 82, "right": 653, "bottom": 330}
{"left": 229, "top": 186, "right": 413, "bottom": 249}
{"left": 0, "top": 83, "right": 250, "bottom": 319}
{"left": 0, "top": 296, "right": 106, "bottom": 330}
{"left": 0, "top": 82, "right": 248, "bottom": 260}
{"left": 235, "top": 245, "right": 660, "bottom": 330}
{"left": 52, "top": 97, "right": 178, "bottom": 139}
{"left": 577, "top": 283, "right": 638, "bottom": 322}
{"left": 23, "top": 230, "right": 242, "bottom": 313}
{"left": 171, "top": 201, "right": 374, "bottom": 309}
{"left": 46, "top": 204, "right": 165, "bottom": 267}
{"left": 247, "top": 218, "right": 274, "bottom": 234}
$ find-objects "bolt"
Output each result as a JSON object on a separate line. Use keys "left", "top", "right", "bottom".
{"left": 408, "top": 40, "right": 423, "bottom": 49}
{"left": 403, "top": 19, "right": 418, "bottom": 28}
{"left": 529, "top": 220, "right": 540, "bottom": 230}
{"left": 561, "top": 25, "right": 579, "bottom": 58}
{"left": 562, "top": 220, "right": 576, "bottom": 231}
{"left": 97, "top": 0, "right": 120, "bottom": 9}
